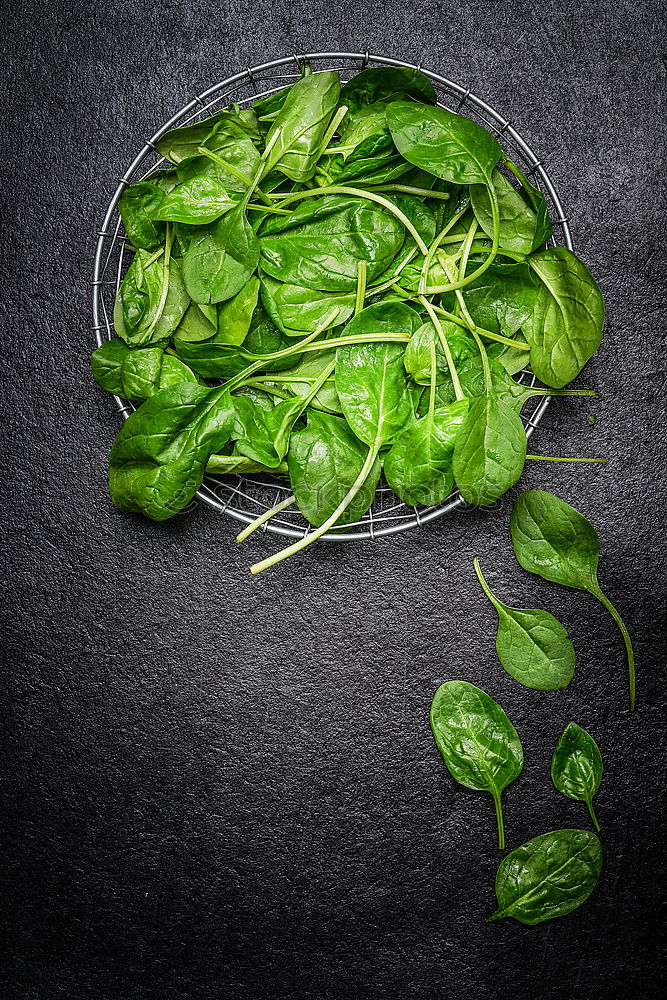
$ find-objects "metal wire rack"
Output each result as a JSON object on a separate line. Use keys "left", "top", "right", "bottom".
{"left": 92, "top": 52, "right": 572, "bottom": 541}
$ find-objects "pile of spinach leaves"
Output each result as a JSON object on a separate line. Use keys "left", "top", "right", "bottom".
{"left": 93, "top": 64, "right": 604, "bottom": 572}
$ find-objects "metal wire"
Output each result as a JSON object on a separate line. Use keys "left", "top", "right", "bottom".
{"left": 92, "top": 52, "right": 572, "bottom": 542}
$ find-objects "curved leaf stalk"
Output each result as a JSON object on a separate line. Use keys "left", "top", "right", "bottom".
{"left": 492, "top": 789, "right": 505, "bottom": 850}
{"left": 526, "top": 455, "right": 608, "bottom": 463}
{"left": 419, "top": 295, "right": 464, "bottom": 402}
{"left": 590, "top": 585, "right": 636, "bottom": 711}
{"left": 236, "top": 493, "right": 296, "bottom": 543}
{"left": 426, "top": 182, "right": 501, "bottom": 293}
{"left": 355, "top": 260, "right": 367, "bottom": 315}
{"left": 418, "top": 204, "right": 473, "bottom": 294}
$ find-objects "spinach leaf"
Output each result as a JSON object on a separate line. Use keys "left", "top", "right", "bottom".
{"left": 115, "top": 248, "right": 189, "bottom": 347}
{"left": 91, "top": 339, "right": 199, "bottom": 400}
{"left": 268, "top": 349, "right": 341, "bottom": 412}
{"left": 473, "top": 557, "right": 576, "bottom": 691}
{"left": 260, "top": 195, "right": 404, "bottom": 291}
{"left": 262, "top": 70, "right": 340, "bottom": 182}
{"left": 182, "top": 203, "right": 259, "bottom": 304}
{"left": 386, "top": 101, "right": 501, "bottom": 184}
{"left": 430, "top": 680, "right": 523, "bottom": 849}
{"left": 109, "top": 383, "right": 235, "bottom": 520}
{"left": 490, "top": 829, "right": 602, "bottom": 925}
{"left": 384, "top": 399, "right": 469, "bottom": 505}
{"left": 470, "top": 168, "right": 541, "bottom": 255}
{"left": 523, "top": 247, "right": 604, "bottom": 388}
{"left": 155, "top": 106, "right": 260, "bottom": 164}
{"left": 404, "top": 321, "right": 476, "bottom": 385}
{"left": 119, "top": 176, "right": 172, "bottom": 250}
{"left": 232, "top": 395, "right": 304, "bottom": 468}
{"left": 260, "top": 273, "right": 355, "bottom": 336}
{"left": 463, "top": 262, "right": 539, "bottom": 337}
{"left": 288, "top": 409, "right": 381, "bottom": 526}
{"left": 150, "top": 159, "right": 239, "bottom": 225}
{"left": 502, "top": 155, "right": 554, "bottom": 249}
{"left": 216, "top": 276, "right": 260, "bottom": 345}
{"left": 551, "top": 722, "right": 603, "bottom": 831}
{"left": 510, "top": 490, "right": 636, "bottom": 709}
{"left": 452, "top": 393, "right": 527, "bottom": 505}
{"left": 340, "top": 66, "right": 436, "bottom": 113}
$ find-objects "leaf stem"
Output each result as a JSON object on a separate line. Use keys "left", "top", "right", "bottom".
{"left": 492, "top": 789, "right": 505, "bottom": 850}
{"left": 235, "top": 493, "right": 296, "bottom": 543}
{"left": 590, "top": 584, "right": 636, "bottom": 711}
{"left": 419, "top": 295, "right": 464, "bottom": 403}
{"left": 525, "top": 455, "right": 608, "bottom": 463}
{"left": 355, "top": 260, "right": 367, "bottom": 316}
{"left": 473, "top": 556, "right": 501, "bottom": 610}
{"left": 365, "top": 183, "right": 451, "bottom": 200}
{"left": 249, "top": 445, "right": 380, "bottom": 573}
{"left": 586, "top": 798, "right": 601, "bottom": 832}
{"left": 424, "top": 183, "right": 500, "bottom": 293}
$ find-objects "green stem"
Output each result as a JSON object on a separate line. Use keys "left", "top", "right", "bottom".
{"left": 250, "top": 445, "right": 380, "bottom": 574}
{"left": 429, "top": 304, "right": 530, "bottom": 351}
{"left": 196, "top": 146, "right": 274, "bottom": 208}
{"left": 317, "top": 105, "right": 349, "bottom": 157}
{"left": 472, "top": 556, "right": 502, "bottom": 611}
{"left": 355, "top": 260, "right": 367, "bottom": 315}
{"left": 142, "top": 224, "right": 173, "bottom": 341}
{"left": 364, "top": 184, "right": 451, "bottom": 200}
{"left": 492, "top": 790, "right": 505, "bottom": 850}
{"left": 586, "top": 798, "right": 601, "bottom": 832}
{"left": 525, "top": 455, "right": 608, "bottom": 463}
{"left": 236, "top": 493, "right": 296, "bottom": 543}
{"left": 418, "top": 205, "right": 472, "bottom": 294}
{"left": 589, "top": 583, "right": 636, "bottom": 711}
{"left": 246, "top": 203, "right": 292, "bottom": 216}
{"left": 267, "top": 185, "right": 429, "bottom": 253}
{"left": 419, "top": 295, "right": 464, "bottom": 402}
{"left": 424, "top": 183, "right": 500, "bottom": 293}
{"left": 428, "top": 339, "right": 437, "bottom": 420}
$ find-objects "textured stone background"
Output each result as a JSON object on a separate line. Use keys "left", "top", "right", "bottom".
{"left": 2, "top": 1, "right": 666, "bottom": 997}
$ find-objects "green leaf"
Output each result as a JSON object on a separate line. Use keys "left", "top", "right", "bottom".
{"left": 232, "top": 394, "right": 303, "bottom": 468}
{"left": 216, "top": 276, "right": 260, "bottom": 345}
{"left": 115, "top": 252, "right": 189, "bottom": 347}
{"left": 149, "top": 158, "right": 239, "bottom": 225}
{"left": 551, "top": 722, "right": 603, "bottom": 831}
{"left": 91, "top": 339, "right": 199, "bottom": 399}
{"left": 335, "top": 302, "right": 419, "bottom": 448}
{"left": 430, "top": 680, "right": 523, "bottom": 849}
{"left": 473, "top": 558, "right": 576, "bottom": 691}
{"left": 340, "top": 67, "right": 437, "bottom": 113}
{"left": 490, "top": 829, "right": 602, "bottom": 925}
{"left": 260, "top": 195, "right": 404, "bottom": 292}
{"left": 404, "top": 321, "right": 476, "bottom": 385}
{"left": 260, "top": 273, "right": 356, "bottom": 336}
{"left": 470, "top": 168, "right": 542, "bottom": 255}
{"left": 288, "top": 409, "right": 381, "bottom": 526}
{"left": 523, "top": 247, "right": 604, "bottom": 388}
{"left": 384, "top": 399, "right": 469, "bottom": 505}
{"left": 263, "top": 70, "right": 340, "bottom": 183}
{"left": 463, "top": 262, "right": 539, "bottom": 337}
{"left": 155, "top": 107, "right": 260, "bottom": 164}
{"left": 510, "top": 490, "right": 636, "bottom": 709}
{"left": 182, "top": 204, "right": 259, "bottom": 304}
{"left": 109, "top": 383, "right": 235, "bottom": 520}
{"left": 174, "top": 301, "right": 218, "bottom": 342}
{"left": 119, "top": 177, "right": 171, "bottom": 250}
{"left": 386, "top": 101, "right": 501, "bottom": 184}
{"left": 452, "top": 393, "right": 527, "bottom": 505}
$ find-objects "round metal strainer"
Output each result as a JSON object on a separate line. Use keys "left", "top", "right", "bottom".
{"left": 92, "top": 52, "right": 572, "bottom": 541}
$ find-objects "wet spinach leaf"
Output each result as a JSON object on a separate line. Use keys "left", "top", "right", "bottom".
{"left": 262, "top": 70, "right": 340, "bottom": 182}
{"left": 430, "top": 680, "right": 523, "bottom": 849}
{"left": 452, "top": 392, "right": 527, "bottom": 505}
{"left": 490, "top": 828, "right": 602, "bottom": 925}
{"left": 384, "top": 399, "right": 469, "bottom": 505}
{"left": 551, "top": 722, "right": 603, "bottom": 831}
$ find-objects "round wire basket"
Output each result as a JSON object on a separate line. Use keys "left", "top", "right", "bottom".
{"left": 92, "top": 52, "right": 573, "bottom": 541}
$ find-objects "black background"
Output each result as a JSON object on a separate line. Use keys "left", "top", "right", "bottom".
{"left": 2, "top": 2, "right": 666, "bottom": 997}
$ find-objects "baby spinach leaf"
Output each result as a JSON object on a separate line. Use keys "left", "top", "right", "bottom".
{"left": 502, "top": 155, "right": 554, "bottom": 249}
{"left": 263, "top": 70, "right": 340, "bottom": 182}
{"left": 404, "top": 321, "right": 476, "bottom": 385}
{"left": 155, "top": 106, "right": 260, "bottom": 164}
{"left": 511, "top": 490, "right": 636, "bottom": 709}
{"left": 150, "top": 158, "right": 240, "bottom": 225}
{"left": 335, "top": 302, "right": 419, "bottom": 447}
{"left": 470, "top": 168, "right": 541, "bottom": 255}
{"left": 463, "top": 262, "right": 539, "bottom": 337}
{"left": 269, "top": 349, "right": 341, "bottom": 412}
{"left": 288, "top": 409, "right": 381, "bottom": 526}
{"left": 92, "top": 339, "right": 199, "bottom": 400}
{"left": 119, "top": 178, "right": 169, "bottom": 250}
{"left": 216, "top": 276, "right": 260, "bottom": 345}
{"left": 182, "top": 203, "right": 259, "bottom": 304}
{"left": 340, "top": 66, "right": 436, "bottom": 113}
{"left": 232, "top": 395, "right": 304, "bottom": 468}
{"left": 473, "top": 557, "right": 576, "bottom": 691}
{"left": 109, "top": 383, "right": 235, "bottom": 520}
{"left": 384, "top": 399, "right": 469, "bottom": 505}
{"left": 489, "top": 829, "right": 602, "bottom": 925}
{"left": 174, "top": 301, "right": 218, "bottom": 342}
{"left": 260, "top": 195, "right": 404, "bottom": 291}
{"left": 452, "top": 393, "right": 527, "bottom": 505}
{"left": 260, "top": 274, "right": 355, "bottom": 336}
{"left": 386, "top": 101, "right": 501, "bottom": 184}
{"left": 430, "top": 680, "right": 523, "bottom": 849}
{"left": 523, "top": 247, "right": 604, "bottom": 388}
{"left": 116, "top": 251, "right": 189, "bottom": 347}
{"left": 551, "top": 722, "right": 603, "bottom": 831}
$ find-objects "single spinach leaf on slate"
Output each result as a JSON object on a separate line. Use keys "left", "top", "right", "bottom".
{"left": 109, "top": 383, "right": 235, "bottom": 520}
{"left": 91, "top": 339, "right": 200, "bottom": 399}
{"left": 386, "top": 101, "right": 501, "bottom": 184}
{"left": 260, "top": 273, "right": 356, "bottom": 336}
{"left": 182, "top": 203, "right": 259, "bottom": 304}
{"left": 452, "top": 393, "right": 527, "bottom": 505}
{"left": 473, "top": 557, "right": 576, "bottom": 691}
{"left": 551, "top": 722, "right": 603, "bottom": 831}
{"left": 470, "top": 168, "right": 540, "bottom": 255}
{"left": 510, "top": 490, "right": 636, "bottom": 709}
{"left": 288, "top": 409, "right": 381, "bottom": 526}
{"left": 523, "top": 247, "right": 604, "bottom": 388}
{"left": 262, "top": 70, "right": 340, "bottom": 182}
{"left": 384, "top": 398, "right": 469, "bottom": 505}
{"left": 340, "top": 66, "right": 437, "bottom": 113}
{"left": 260, "top": 195, "right": 404, "bottom": 291}
{"left": 489, "top": 829, "right": 603, "bottom": 925}
{"left": 430, "top": 680, "right": 523, "bottom": 849}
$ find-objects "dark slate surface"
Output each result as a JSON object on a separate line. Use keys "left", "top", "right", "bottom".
{"left": 2, "top": 2, "right": 666, "bottom": 997}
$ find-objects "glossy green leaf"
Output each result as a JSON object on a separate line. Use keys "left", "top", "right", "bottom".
{"left": 109, "top": 383, "right": 235, "bottom": 520}
{"left": 263, "top": 70, "right": 340, "bottom": 182}
{"left": 523, "top": 247, "right": 604, "bottom": 388}
{"left": 430, "top": 680, "right": 523, "bottom": 849}
{"left": 384, "top": 399, "right": 469, "bottom": 505}
{"left": 452, "top": 393, "right": 527, "bottom": 505}
{"left": 340, "top": 66, "right": 436, "bottom": 113}
{"left": 260, "top": 273, "right": 356, "bottom": 336}
{"left": 470, "top": 168, "right": 542, "bottom": 255}
{"left": 115, "top": 252, "right": 189, "bottom": 347}
{"left": 155, "top": 107, "right": 260, "bottom": 164}
{"left": 510, "top": 490, "right": 636, "bottom": 709}
{"left": 232, "top": 394, "right": 304, "bottom": 468}
{"left": 386, "top": 101, "right": 502, "bottom": 184}
{"left": 551, "top": 722, "right": 603, "bottom": 831}
{"left": 91, "top": 339, "right": 199, "bottom": 400}
{"left": 182, "top": 204, "right": 259, "bottom": 304}
{"left": 463, "top": 262, "right": 539, "bottom": 338}
{"left": 473, "top": 558, "right": 576, "bottom": 691}
{"left": 490, "top": 829, "right": 602, "bottom": 925}
{"left": 119, "top": 177, "right": 170, "bottom": 250}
